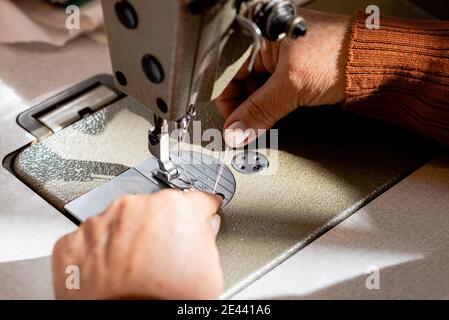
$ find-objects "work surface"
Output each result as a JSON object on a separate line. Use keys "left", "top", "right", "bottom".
{"left": 1, "top": 33, "right": 449, "bottom": 299}
{"left": 11, "top": 93, "right": 436, "bottom": 296}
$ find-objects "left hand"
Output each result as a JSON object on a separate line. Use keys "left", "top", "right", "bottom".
{"left": 52, "top": 189, "right": 223, "bottom": 300}
{"left": 217, "top": 9, "right": 351, "bottom": 147}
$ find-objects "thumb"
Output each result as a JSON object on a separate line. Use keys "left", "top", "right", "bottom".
{"left": 223, "top": 75, "right": 295, "bottom": 147}
{"left": 183, "top": 191, "right": 223, "bottom": 219}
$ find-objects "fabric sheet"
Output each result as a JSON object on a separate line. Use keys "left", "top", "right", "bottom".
{"left": 0, "top": 0, "right": 105, "bottom": 46}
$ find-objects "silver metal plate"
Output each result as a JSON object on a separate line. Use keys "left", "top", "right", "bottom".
{"left": 38, "top": 85, "right": 119, "bottom": 133}
{"left": 65, "top": 151, "right": 236, "bottom": 222}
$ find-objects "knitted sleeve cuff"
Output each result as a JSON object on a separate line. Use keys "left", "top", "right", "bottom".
{"left": 344, "top": 12, "right": 449, "bottom": 145}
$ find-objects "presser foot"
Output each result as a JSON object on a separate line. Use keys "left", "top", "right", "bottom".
{"left": 151, "top": 167, "right": 195, "bottom": 191}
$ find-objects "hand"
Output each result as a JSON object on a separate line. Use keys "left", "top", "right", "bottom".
{"left": 52, "top": 190, "right": 224, "bottom": 300}
{"left": 217, "top": 9, "right": 352, "bottom": 147}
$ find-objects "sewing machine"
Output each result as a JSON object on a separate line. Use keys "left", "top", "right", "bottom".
{"left": 1, "top": 0, "right": 449, "bottom": 300}
{"left": 101, "top": 0, "right": 306, "bottom": 193}
{"left": 28, "top": 0, "right": 309, "bottom": 221}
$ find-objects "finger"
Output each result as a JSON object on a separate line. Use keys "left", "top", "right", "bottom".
{"left": 183, "top": 191, "right": 223, "bottom": 220}
{"left": 215, "top": 80, "right": 244, "bottom": 118}
{"left": 52, "top": 230, "right": 86, "bottom": 267}
{"left": 234, "top": 52, "right": 268, "bottom": 80}
{"left": 234, "top": 41, "right": 275, "bottom": 80}
{"left": 208, "top": 214, "right": 222, "bottom": 237}
{"left": 100, "top": 194, "right": 143, "bottom": 219}
{"left": 81, "top": 215, "right": 110, "bottom": 247}
{"left": 223, "top": 73, "right": 296, "bottom": 147}
{"left": 216, "top": 73, "right": 271, "bottom": 119}
{"left": 102, "top": 196, "right": 150, "bottom": 267}
{"left": 243, "top": 74, "right": 269, "bottom": 95}
{"left": 216, "top": 42, "right": 272, "bottom": 119}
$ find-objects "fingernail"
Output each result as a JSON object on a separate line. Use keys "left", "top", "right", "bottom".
{"left": 213, "top": 193, "right": 225, "bottom": 209}
{"left": 224, "top": 121, "right": 250, "bottom": 147}
{"left": 210, "top": 214, "right": 221, "bottom": 236}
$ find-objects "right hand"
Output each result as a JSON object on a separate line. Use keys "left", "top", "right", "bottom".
{"left": 52, "top": 190, "right": 224, "bottom": 300}
{"left": 216, "top": 9, "right": 352, "bottom": 147}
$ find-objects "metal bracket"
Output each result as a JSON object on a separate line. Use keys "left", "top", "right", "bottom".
{"left": 37, "top": 85, "right": 118, "bottom": 133}
{"left": 17, "top": 75, "right": 122, "bottom": 139}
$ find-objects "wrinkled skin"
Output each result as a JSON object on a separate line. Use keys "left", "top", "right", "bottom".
{"left": 52, "top": 190, "right": 223, "bottom": 300}
{"left": 218, "top": 9, "right": 352, "bottom": 146}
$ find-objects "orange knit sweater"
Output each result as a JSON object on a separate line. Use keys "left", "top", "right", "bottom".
{"left": 344, "top": 13, "right": 449, "bottom": 146}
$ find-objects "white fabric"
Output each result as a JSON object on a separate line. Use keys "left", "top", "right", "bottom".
{"left": 0, "top": 0, "right": 105, "bottom": 46}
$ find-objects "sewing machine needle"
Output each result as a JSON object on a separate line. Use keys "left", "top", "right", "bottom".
{"left": 175, "top": 128, "right": 194, "bottom": 187}
{"left": 177, "top": 131, "right": 182, "bottom": 162}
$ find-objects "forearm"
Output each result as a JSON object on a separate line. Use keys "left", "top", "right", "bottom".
{"left": 344, "top": 12, "right": 449, "bottom": 146}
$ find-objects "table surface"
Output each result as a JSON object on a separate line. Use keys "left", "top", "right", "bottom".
{"left": 235, "top": 155, "right": 449, "bottom": 299}
{"left": 0, "top": 37, "right": 110, "bottom": 299}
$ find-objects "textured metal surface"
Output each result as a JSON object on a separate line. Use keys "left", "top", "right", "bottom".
{"left": 13, "top": 94, "right": 438, "bottom": 297}
{"left": 234, "top": 154, "right": 449, "bottom": 300}
{"left": 14, "top": 97, "right": 238, "bottom": 211}
{"left": 14, "top": 98, "right": 152, "bottom": 210}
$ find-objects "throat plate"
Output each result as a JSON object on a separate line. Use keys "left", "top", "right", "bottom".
{"left": 64, "top": 151, "right": 236, "bottom": 222}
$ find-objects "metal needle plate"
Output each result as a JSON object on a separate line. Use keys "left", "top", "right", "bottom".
{"left": 65, "top": 151, "right": 236, "bottom": 222}
{"left": 135, "top": 151, "right": 236, "bottom": 206}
